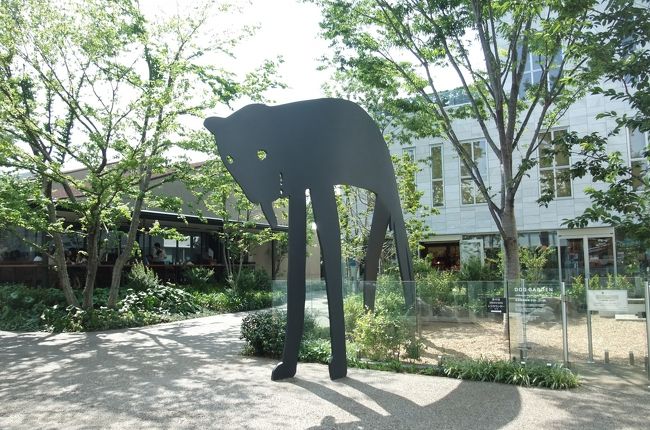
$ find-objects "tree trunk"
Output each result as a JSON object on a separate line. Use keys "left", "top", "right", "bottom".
{"left": 107, "top": 170, "right": 151, "bottom": 308}
{"left": 501, "top": 197, "right": 521, "bottom": 338}
{"left": 43, "top": 182, "right": 78, "bottom": 307}
{"left": 82, "top": 222, "right": 101, "bottom": 309}
{"left": 51, "top": 229, "right": 78, "bottom": 307}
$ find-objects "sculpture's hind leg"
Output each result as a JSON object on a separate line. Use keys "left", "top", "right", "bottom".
{"left": 363, "top": 196, "right": 390, "bottom": 311}
{"left": 388, "top": 198, "right": 415, "bottom": 311}
{"left": 272, "top": 193, "right": 306, "bottom": 381}
{"left": 311, "top": 186, "right": 347, "bottom": 380}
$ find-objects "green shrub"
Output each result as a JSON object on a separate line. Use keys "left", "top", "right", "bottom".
{"left": 458, "top": 257, "right": 500, "bottom": 281}
{"left": 440, "top": 358, "right": 579, "bottom": 389}
{"left": 120, "top": 284, "right": 200, "bottom": 315}
{"left": 182, "top": 266, "right": 215, "bottom": 290}
{"left": 41, "top": 305, "right": 167, "bottom": 332}
{"left": 343, "top": 294, "right": 365, "bottom": 334}
{"left": 193, "top": 289, "right": 272, "bottom": 313}
{"left": 229, "top": 268, "right": 271, "bottom": 293}
{"left": 299, "top": 338, "right": 331, "bottom": 363}
{"left": 240, "top": 310, "right": 287, "bottom": 357}
{"left": 125, "top": 263, "right": 160, "bottom": 292}
{"left": 0, "top": 284, "right": 67, "bottom": 331}
{"left": 416, "top": 270, "right": 460, "bottom": 311}
{"left": 352, "top": 311, "right": 408, "bottom": 361}
{"left": 240, "top": 310, "right": 323, "bottom": 358}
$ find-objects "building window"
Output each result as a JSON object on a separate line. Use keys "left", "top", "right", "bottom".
{"left": 539, "top": 129, "right": 571, "bottom": 198}
{"left": 430, "top": 144, "right": 444, "bottom": 207}
{"left": 628, "top": 128, "right": 648, "bottom": 190}
{"left": 460, "top": 140, "right": 487, "bottom": 205}
{"left": 403, "top": 147, "right": 415, "bottom": 161}
{"left": 518, "top": 47, "right": 562, "bottom": 98}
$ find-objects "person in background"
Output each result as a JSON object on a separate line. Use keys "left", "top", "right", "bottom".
{"left": 152, "top": 242, "right": 166, "bottom": 263}
{"left": 75, "top": 250, "right": 88, "bottom": 264}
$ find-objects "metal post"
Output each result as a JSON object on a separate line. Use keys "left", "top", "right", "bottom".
{"left": 604, "top": 350, "right": 610, "bottom": 364}
{"left": 520, "top": 279, "right": 528, "bottom": 361}
{"left": 586, "top": 276, "right": 595, "bottom": 363}
{"left": 645, "top": 281, "right": 650, "bottom": 380}
{"left": 561, "top": 281, "right": 570, "bottom": 367}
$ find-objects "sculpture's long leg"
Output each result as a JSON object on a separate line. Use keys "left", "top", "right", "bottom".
{"left": 363, "top": 196, "right": 390, "bottom": 311}
{"left": 271, "top": 192, "right": 306, "bottom": 381}
{"left": 389, "top": 197, "right": 415, "bottom": 311}
{"left": 311, "top": 186, "right": 347, "bottom": 380}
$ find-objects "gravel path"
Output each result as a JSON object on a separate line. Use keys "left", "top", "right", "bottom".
{"left": 418, "top": 316, "right": 649, "bottom": 367}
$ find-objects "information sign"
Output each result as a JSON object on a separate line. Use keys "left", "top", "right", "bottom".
{"left": 587, "top": 290, "right": 628, "bottom": 312}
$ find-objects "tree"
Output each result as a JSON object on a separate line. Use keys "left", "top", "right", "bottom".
{"left": 311, "top": 0, "right": 595, "bottom": 281}
{"left": 539, "top": 1, "right": 650, "bottom": 255}
{"left": 0, "top": 0, "right": 281, "bottom": 308}
{"left": 186, "top": 153, "right": 285, "bottom": 290}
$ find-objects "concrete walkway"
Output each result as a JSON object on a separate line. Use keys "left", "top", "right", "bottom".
{"left": 1, "top": 313, "right": 649, "bottom": 429}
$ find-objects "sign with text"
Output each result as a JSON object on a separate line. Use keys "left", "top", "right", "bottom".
{"left": 587, "top": 290, "right": 628, "bottom": 312}
{"left": 487, "top": 297, "right": 507, "bottom": 314}
{"left": 511, "top": 285, "right": 551, "bottom": 314}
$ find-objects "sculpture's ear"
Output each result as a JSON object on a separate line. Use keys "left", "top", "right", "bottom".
{"left": 203, "top": 116, "right": 225, "bottom": 135}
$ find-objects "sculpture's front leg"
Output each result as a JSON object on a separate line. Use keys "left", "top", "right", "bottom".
{"left": 271, "top": 192, "right": 306, "bottom": 381}
{"left": 311, "top": 186, "right": 347, "bottom": 379}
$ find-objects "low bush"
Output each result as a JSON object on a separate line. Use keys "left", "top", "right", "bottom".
{"left": 352, "top": 311, "right": 408, "bottom": 361}
{"left": 240, "top": 310, "right": 322, "bottom": 358}
{"left": 193, "top": 289, "right": 273, "bottom": 313}
{"left": 0, "top": 284, "right": 67, "bottom": 331}
{"left": 120, "top": 284, "right": 201, "bottom": 315}
{"left": 182, "top": 266, "right": 215, "bottom": 291}
{"left": 240, "top": 310, "right": 288, "bottom": 357}
{"left": 229, "top": 268, "right": 272, "bottom": 293}
{"left": 41, "top": 305, "right": 167, "bottom": 332}
{"left": 125, "top": 263, "right": 160, "bottom": 292}
{"left": 440, "top": 358, "right": 579, "bottom": 389}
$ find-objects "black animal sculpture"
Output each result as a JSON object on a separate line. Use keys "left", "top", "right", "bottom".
{"left": 204, "top": 98, "right": 414, "bottom": 381}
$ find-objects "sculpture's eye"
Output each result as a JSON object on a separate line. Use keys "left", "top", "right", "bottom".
{"left": 226, "top": 155, "right": 234, "bottom": 164}
{"left": 257, "top": 150, "right": 267, "bottom": 161}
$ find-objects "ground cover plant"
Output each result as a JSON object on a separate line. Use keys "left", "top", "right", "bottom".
{"left": 0, "top": 268, "right": 274, "bottom": 332}
{"left": 240, "top": 307, "right": 580, "bottom": 390}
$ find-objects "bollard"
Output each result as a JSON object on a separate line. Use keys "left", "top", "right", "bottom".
{"left": 629, "top": 351, "right": 635, "bottom": 366}
{"left": 604, "top": 350, "right": 610, "bottom": 364}
{"left": 645, "top": 355, "right": 649, "bottom": 373}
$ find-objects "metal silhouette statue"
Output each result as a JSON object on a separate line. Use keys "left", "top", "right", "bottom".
{"left": 204, "top": 98, "right": 414, "bottom": 381}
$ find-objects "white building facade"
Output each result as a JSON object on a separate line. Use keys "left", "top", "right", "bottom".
{"left": 393, "top": 82, "right": 648, "bottom": 283}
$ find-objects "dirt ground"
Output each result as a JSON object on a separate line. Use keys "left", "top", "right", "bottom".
{"left": 417, "top": 315, "right": 649, "bottom": 367}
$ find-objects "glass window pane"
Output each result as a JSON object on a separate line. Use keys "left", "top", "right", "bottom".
{"left": 632, "top": 160, "right": 647, "bottom": 190}
{"left": 629, "top": 128, "right": 647, "bottom": 159}
{"left": 475, "top": 186, "right": 486, "bottom": 203}
{"left": 556, "top": 168, "right": 572, "bottom": 197}
{"left": 461, "top": 179, "right": 474, "bottom": 204}
{"left": 432, "top": 180, "right": 444, "bottom": 206}
{"left": 539, "top": 133, "right": 553, "bottom": 168}
{"left": 431, "top": 146, "right": 443, "bottom": 179}
{"left": 474, "top": 141, "right": 487, "bottom": 175}
{"left": 460, "top": 161, "right": 470, "bottom": 178}
{"left": 540, "top": 169, "right": 555, "bottom": 196}
{"left": 554, "top": 130, "right": 570, "bottom": 166}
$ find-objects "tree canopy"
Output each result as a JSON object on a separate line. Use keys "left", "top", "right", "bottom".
{"left": 0, "top": 0, "right": 282, "bottom": 307}
{"left": 311, "top": 0, "right": 596, "bottom": 279}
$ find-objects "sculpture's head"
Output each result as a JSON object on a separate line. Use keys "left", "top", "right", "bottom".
{"left": 204, "top": 107, "right": 282, "bottom": 228}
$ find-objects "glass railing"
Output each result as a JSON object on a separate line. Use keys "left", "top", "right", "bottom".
{"left": 270, "top": 276, "right": 649, "bottom": 368}
{"left": 506, "top": 280, "right": 564, "bottom": 363}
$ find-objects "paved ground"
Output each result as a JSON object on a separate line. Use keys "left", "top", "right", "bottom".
{"left": 1, "top": 313, "right": 649, "bottom": 430}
